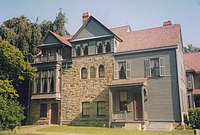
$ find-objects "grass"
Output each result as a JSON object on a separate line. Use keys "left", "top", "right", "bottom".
{"left": 38, "top": 125, "right": 194, "bottom": 135}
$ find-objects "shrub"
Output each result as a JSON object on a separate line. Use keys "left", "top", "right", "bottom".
{"left": 0, "top": 80, "right": 25, "bottom": 131}
{"left": 189, "top": 108, "right": 200, "bottom": 129}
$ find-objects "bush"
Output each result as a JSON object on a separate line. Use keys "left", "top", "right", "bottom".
{"left": 0, "top": 80, "right": 25, "bottom": 131}
{"left": 189, "top": 108, "right": 200, "bottom": 129}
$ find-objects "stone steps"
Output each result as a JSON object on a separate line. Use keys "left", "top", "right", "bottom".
{"left": 147, "top": 122, "right": 173, "bottom": 131}
{"left": 123, "top": 123, "right": 142, "bottom": 130}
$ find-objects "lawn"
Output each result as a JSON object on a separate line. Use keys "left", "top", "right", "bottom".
{"left": 38, "top": 125, "right": 193, "bottom": 135}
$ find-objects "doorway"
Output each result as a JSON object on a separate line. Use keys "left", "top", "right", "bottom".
{"left": 51, "top": 103, "right": 58, "bottom": 124}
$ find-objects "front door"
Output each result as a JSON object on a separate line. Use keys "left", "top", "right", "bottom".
{"left": 134, "top": 93, "right": 143, "bottom": 120}
{"left": 51, "top": 103, "right": 58, "bottom": 124}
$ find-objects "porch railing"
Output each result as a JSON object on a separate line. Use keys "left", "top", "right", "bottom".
{"left": 34, "top": 53, "right": 62, "bottom": 63}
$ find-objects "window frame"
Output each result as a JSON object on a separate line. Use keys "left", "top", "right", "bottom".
{"left": 97, "top": 101, "right": 106, "bottom": 116}
{"left": 81, "top": 67, "right": 87, "bottom": 79}
{"left": 97, "top": 41, "right": 103, "bottom": 54}
{"left": 99, "top": 65, "right": 105, "bottom": 78}
{"left": 82, "top": 102, "right": 90, "bottom": 116}
{"left": 40, "top": 104, "right": 47, "bottom": 117}
{"left": 90, "top": 66, "right": 96, "bottom": 78}
{"left": 144, "top": 57, "right": 165, "bottom": 78}
{"left": 105, "top": 40, "right": 111, "bottom": 53}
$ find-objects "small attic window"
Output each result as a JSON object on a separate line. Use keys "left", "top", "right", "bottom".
{"left": 98, "top": 43, "right": 103, "bottom": 54}
{"left": 105, "top": 41, "right": 111, "bottom": 52}
{"left": 76, "top": 46, "right": 81, "bottom": 56}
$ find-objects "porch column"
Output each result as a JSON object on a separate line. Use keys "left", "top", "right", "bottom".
{"left": 109, "top": 89, "right": 113, "bottom": 128}
{"left": 141, "top": 86, "right": 145, "bottom": 121}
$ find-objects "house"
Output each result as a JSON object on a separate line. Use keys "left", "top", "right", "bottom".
{"left": 28, "top": 12, "right": 188, "bottom": 130}
{"left": 184, "top": 52, "right": 200, "bottom": 108}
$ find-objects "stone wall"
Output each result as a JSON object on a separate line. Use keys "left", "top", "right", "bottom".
{"left": 28, "top": 99, "right": 60, "bottom": 125}
{"left": 61, "top": 53, "right": 114, "bottom": 126}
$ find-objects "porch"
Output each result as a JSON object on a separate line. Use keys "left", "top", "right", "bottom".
{"left": 108, "top": 78, "right": 148, "bottom": 130}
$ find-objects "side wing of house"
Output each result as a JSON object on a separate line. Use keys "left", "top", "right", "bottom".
{"left": 112, "top": 49, "right": 181, "bottom": 122}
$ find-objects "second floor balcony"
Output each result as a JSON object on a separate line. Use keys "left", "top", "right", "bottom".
{"left": 34, "top": 53, "right": 63, "bottom": 64}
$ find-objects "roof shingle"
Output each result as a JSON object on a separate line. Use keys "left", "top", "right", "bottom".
{"left": 111, "top": 24, "right": 181, "bottom": 53}
{"left": 184, "top": 52, "right": 200, "bottom": 73}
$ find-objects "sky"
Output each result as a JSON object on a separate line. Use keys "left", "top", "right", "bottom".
{"left": 0, "top": 0, "right": 200, "bottom": 47}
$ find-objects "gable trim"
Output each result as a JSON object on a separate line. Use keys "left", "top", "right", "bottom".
{"left": 71, "top": 16, "right": 122, "bottom": 42}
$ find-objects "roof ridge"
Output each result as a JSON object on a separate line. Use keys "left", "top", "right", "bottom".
{"left": 110, "top": 25, "right": 131, "bottom": 30}
{"left": 129, "top": 24, "right": 180, "bottom": 33}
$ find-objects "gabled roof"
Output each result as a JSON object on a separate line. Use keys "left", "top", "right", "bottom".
{"left": 71, "top": 16, "right": 122, "bottom": 42}
{"left": 39, "top": 31, "right": 71, "bottom": 47}
{"left": 184, "top": 52, "right": 200, "bottom": 73}
{"left": 113, "top": 24, "right": 181, "bottom": 53}
{"left": 110, "top": 25, "right": 131, "bottom": 39}
{"left": 49, "top": 31, "right": 71, "bottom": 47}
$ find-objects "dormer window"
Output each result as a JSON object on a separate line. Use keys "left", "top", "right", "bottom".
{"left": 105, "top": 41, "right": 111, "bottom": 52}
{"left": 76, "top": 46, "right": 81, "bottom": 57}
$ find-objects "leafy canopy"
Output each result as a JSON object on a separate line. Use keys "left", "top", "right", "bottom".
{"left": 0, "top": 40, "right": 37, "bottom": 86}
{"left": 0, "top": 10, "right": 69, "bottom": 61}
{"left": 184, "top": 44, "right": 200, "bottom": 53}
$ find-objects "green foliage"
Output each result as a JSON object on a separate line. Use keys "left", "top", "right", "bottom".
{"left": 188, "top": 108, "right": 200, "bottom": 129}
{"left": 0, "top": 40, "right": 37, "bottom": 86}
{"left": 0, "top": 80, "right": 25, "bottom": 131}
{"left": 184, "top": 44, "right": 200, "bottom": 53}
{"left": 0, "top": 10, "right": 69, "bottom": 61}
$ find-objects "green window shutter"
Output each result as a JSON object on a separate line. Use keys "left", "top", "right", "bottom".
{"left": 159, "top": 57, "right": 165, "bottom": 76}
{"left": 126, "top": 61, "right": 131, "bottom": 79}
{"left": 114, "top": 62, "right": 119, "bottom": 79}
{"left": 144, "top": 59, "right": 151, "bottom": 77}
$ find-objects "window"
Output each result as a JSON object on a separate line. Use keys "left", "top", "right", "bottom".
{"left": 49, "top": 70, "right": 55, "bottom": 92}
{"left": 36, "top": 78, "right": 40, "bottom": 93}
{"left": 187, "top": 74, "right": 193, "bottom": 89}
{"left": 76, "top": 46, "right": 81, "bottom": 56}
{"left": 119, "top": 92, "right": 128, "bottom": 111}
{"left": 119, "top": 62, "right": 126, "bottom": 79}
{"left": 83, "top": 46, "right": 88, "bottom": 55}
{"left": 105, "top": 41, "right": 111, "bottom": 52}
{"left": 144, "top": 57, "right": 165, "bottom": 78}
{"left": 97, "top": 101, "right": 106, "bottom": 116}
{"left": 42, "top": 71, "right": 47, "bottom": 93}
{"left": 40, "top": 104, "right": 47, "bottom": 117}
{"left": 90, "top": 66, "right": 96, "bottom": 78}
{"left": 97, "top": 43, "right": 103, "bottom": 54}
{"left": 81, "top": 67, "right": 87, "bottom": 79}
{"left": 82, "top": 102, "right": 90, "bottom": 116}
{"left": 114, "top": 61, "right": 131, "bottom": 79}
{"left": 99, "top": 65, "right": 105, "bottom": 78}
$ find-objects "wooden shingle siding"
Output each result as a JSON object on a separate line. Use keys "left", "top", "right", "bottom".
{"left": 43, "top": 34, "right": 59, "bottom": 44}
{"left": 114, "top": 49, "right": 181, "bottom": 122}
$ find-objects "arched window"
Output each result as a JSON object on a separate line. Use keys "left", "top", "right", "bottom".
{"left": 76, "top": 46, "right": 81, "bottom": 56}
{"left": 81, "top": 67, "right": 87, "bottom": 79}
{"left": 99, "top": 65, "right": 105, "bottom": 78}
{"left": 84, "top": 46, "right": 88, "bottom": 55}
{"left": 105, "top": 42, "right": 111, "bottom": 52}
{"left": 90, "top": 66, "right": 96, "bottom": 78}
{"left": 97, "top": 43, "right": 103, "bottom": 54}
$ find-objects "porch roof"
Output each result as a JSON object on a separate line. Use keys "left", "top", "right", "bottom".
{"left": 109, "top": 78, "right": 147, "bottom": 87}
{"left": 193, "top": 89, "right": 200, "bottom": 95}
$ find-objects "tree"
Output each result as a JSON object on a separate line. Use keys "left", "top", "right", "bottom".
{"left": 0, "top": 40, "right": 37, "bottom": 87}
{"left": 0, "top": 80, "right": 25, "bottom": 131}
{"left": 184, "top": 44, "right": 200, "bottom": 53}
{"left": 0, "top": 10, "right": 70, "bottom": 61}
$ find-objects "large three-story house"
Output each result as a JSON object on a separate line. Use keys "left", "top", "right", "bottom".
{"left": 28, "top": 12, "right": 188, "bottom": 131}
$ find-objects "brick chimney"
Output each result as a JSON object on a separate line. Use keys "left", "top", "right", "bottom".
{"left": 82, "top": 12, "right": 90, "bottom": 24}
{"left": 163, "top": 21, "right": 172, "bottom": 26}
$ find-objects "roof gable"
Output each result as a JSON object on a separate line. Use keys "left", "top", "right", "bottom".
{"left": 71, "top": 16, "right": 122, "bottom": 42}
{"left": 40, "top": 31, "right": 71, "bottom": 47}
